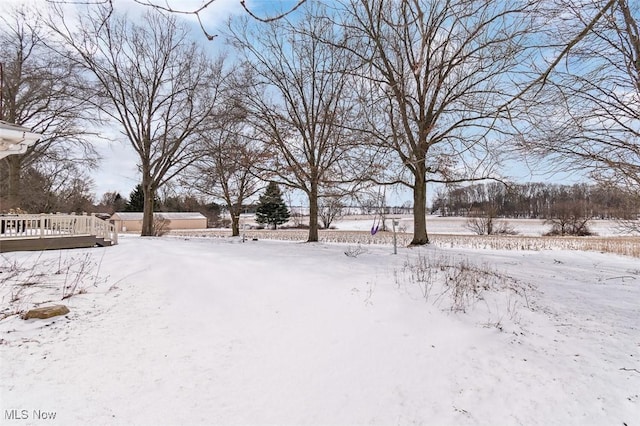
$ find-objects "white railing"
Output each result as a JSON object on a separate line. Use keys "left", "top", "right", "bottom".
{"left": 0, "top": 213, "right": 118, "bottom": 245}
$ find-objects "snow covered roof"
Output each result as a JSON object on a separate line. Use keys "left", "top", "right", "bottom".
{"left": 111, "top": 212, "right": 206, "bottom": 221}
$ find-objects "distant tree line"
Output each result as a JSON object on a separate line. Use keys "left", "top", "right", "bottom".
{"left": 432, "top": 182, "right": 639, "bottom": 220}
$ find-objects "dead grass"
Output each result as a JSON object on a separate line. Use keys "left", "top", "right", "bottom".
{"left": 168, "top": 229, "right": 640, "bottom": 258}
{"left": 393, "top": 252, "right": 528, "bottom": 330}
{"left": 0, "top": 251, "right": 109, "bottom": 320}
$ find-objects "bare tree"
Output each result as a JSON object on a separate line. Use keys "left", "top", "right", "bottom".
{"left": 49, "top": 6, "right": 228, "bottom": 235}
{"left": 229, "top": 3, "right": 370, "bottom": 242}
{"left": 186, "top": 112, "right": 266, "bottom": 237}
{"left": 465, "top": 206, "right": 516, "bottom": 235}
{"left": 0, "top": 6, "right": 98, "bottom": 212}
{"left": 617, "top": 218, "right": 640, "bottom": 234}
{"left": 7, "top": 160, "right": 96, "bottom": 214}
{"left": 544, "top": 200, "right": 593, "bottom": 236}
{"left": 355, "top": 188, "right": 389, "bottom": 231}
{"left": 337, "top": 0, "right": 538, "bottom": 245}
{"left": 318, "top": 195, "right": 344, "bottom": 229}
{"left": 97, "top": 190, "right": 126, "bottom": 214}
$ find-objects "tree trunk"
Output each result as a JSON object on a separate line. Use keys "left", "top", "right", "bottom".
{"left": 231, "top": 215, "right": 240, "bottom": 237}
{"left": 141, "top": 176, "right": 155, "bottom": 236}
{"left": 411, "top": 168, "right": 429, "bottom": 246}
{"left": 307, "top": 182, "right": 319, "bottom": 242}
{"left": 229, "top": 203, "right": 241, "bottom": 236}
{"left": 5, "top": 156, "right": 22, "bottom": 211}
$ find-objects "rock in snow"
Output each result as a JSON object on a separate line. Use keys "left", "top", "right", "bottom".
{"left": 22, "top": 305, "right": 70, "bottom": 320}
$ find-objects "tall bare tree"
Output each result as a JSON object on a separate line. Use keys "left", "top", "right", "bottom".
{"left": 229, "top": 3, "right": 370, "bottom": 242}
{"left": 50, "top": 6, "right": 228, "bottom": 235}
{"left": 337, "top": 0, "right": 539, "bottom": 245}
{"left": 0, "top": 6, "right": 98, "bottom": 212}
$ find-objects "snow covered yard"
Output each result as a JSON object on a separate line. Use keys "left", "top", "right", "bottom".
{"left": 1, "top": 236, "right": 639, "bottom": 425}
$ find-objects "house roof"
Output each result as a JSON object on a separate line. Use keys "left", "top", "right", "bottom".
{"left": 111, "top": 212, "right": 207, "bottom": 221}
{"left": 0, "top": 120, "right": 42, "bottom": 159}
{"left": 0, "top": 121, "right": 32, "bottom": 132}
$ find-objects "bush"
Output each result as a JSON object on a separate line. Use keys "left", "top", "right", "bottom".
{"left": 544, "top": 201, "right": 593, "bottom": 236}
{"left": 466, "top": 216, "right": 517, "bottom": 235}
{"left": 153, "top": 217, "right": 169, "bottom": 236}
{"left": 394, "top": 253, "right": 513, "bottom": 312}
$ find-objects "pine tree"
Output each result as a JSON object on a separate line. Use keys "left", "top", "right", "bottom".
{"left": 124, "top": 184, "right": 160, "bottom": 212}
{"left": 124, "top": 185, "right": 144, "bottom": 212}
{"left": 255, "top": 182, "right": 290, "bottom": 229}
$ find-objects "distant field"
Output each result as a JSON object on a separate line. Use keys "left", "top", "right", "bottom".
{"left": 170, "top": 216, "right": 640, "bottom": 258}
{"left": 333, "top": 215, "right": 631, "bottom": 237}
{"left": 227, "top": 214, "right": 634, "bottom": 236}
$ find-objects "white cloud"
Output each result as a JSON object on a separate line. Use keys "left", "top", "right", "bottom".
{"left": 113, "top": 0, "right": 245, "bottom": 36}
{"left": 92, "top": 137, "right": 140, "bottom": 200}
{"left": 0, "top": 0, "right": 244, "bottom": 34}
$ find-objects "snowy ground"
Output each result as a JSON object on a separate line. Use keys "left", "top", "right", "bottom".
{"left": 1, "top": 235, "right": 639, "bottom": 425}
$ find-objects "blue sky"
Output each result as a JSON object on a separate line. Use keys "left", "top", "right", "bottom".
{"left": 0, "top": 0, "right": 246, "bottom": 201}
{"left": 2, "top": 0, "right": 316, "bottom": 202}
{"left": 1, "top": 0, "right": 589, "bottom": 206}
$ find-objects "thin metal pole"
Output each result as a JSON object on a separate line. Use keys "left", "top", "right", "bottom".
{"left": 392, "top": 219, "right": 397, "bottom": 255}
{"left": 0, "top": 62, "right": 4, "bottom": 120}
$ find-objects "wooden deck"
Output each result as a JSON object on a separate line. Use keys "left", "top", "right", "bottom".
{"left": 0, "top": 214, "right": 118, "bottom": 253}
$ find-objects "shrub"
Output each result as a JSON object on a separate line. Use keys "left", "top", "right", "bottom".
{"left": 395, "top": 253, "right": 513, "bottom": 312}
{"left": 544, "top": 201, "right": 593, "bottom": 236}
{"left": 465, "top": 207, "right": 517, "bottom": 236}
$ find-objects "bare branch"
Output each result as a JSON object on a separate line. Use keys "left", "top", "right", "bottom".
{"left": 133, "top": 0, "right": 218, "bottom": 40}
{"left": 132, "top": 0, "right": 308, "bottom": 40}
{"left": 239, "top": 0, "right": 307, "bottom": 23}
{"left": 502, "top": 0, "right": 618, "bottom": 108}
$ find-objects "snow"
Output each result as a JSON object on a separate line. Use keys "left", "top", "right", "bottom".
{"left": 1, "top": 234, "right": 639, "bottom": 425}
{"left": 333, "top": 215, "right": 632, "bottom": 237}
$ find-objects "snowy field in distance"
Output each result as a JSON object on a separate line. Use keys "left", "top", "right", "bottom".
{"left": 231, "top": 213, "right": 634, "bottom": 237}
{"left": 332, "top": 215, "right": 631, "bottom": 236}
{"left": 1, "top": 234, "right": 639, "bottom": 425}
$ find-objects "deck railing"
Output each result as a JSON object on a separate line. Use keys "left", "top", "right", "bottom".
{"left": 0, "top": 213, "right": 118, "bottom": 245}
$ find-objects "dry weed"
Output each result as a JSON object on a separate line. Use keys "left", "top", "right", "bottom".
{"left": 169, "top": 229, "right": 640, "bottom": 258}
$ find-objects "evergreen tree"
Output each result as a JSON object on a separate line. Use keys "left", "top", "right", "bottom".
{"left": 255, "top": 182, "right": 290, "bottom": 229}
{"left": 124, "top": 185, "right": 144, "bottom": 212}
{"left": 124, "top": 184, "right": 159, "bottom": 212}
{"left": 113, "top": 193, "right": 126, "bottom": 212}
